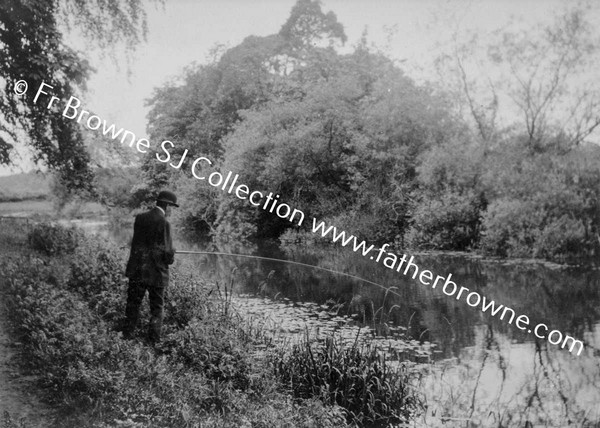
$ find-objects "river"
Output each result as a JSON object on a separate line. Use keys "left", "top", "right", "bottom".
{"left": 81, "top": 218, "right": 600, "bottom": 427}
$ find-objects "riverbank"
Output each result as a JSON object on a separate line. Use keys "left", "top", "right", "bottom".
{"left": 0, "top": 221, "right": 425, "bottom": 427}
{"left": 280, "top": 229, "right": 586, "bottom": 270}
{"left": 0, "top": 268, "right": 56, "bottom": 428}
{"left": 0, "top": 197, "right": 589, "bottom": 270}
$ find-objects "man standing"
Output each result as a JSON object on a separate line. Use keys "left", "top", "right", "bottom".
{"left": 123, "top": 190, "right": 178, "bottom": 343}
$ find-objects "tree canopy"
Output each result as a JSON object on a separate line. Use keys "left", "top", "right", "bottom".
{"left": 0, "top": 0, "right": 153, "bottom": 190}
{"left": 144, "top": 0, "right": 456, "bottom": 243}
{"left": 144, "top": 0, "right": 600, "bottom": 261}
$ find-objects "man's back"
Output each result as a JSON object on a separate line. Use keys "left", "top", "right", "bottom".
{"left": 122, "top": 191, "right": 178, "bottom": 343}
{"left": 125, "top": 207, "right": 174, "bottom": 286}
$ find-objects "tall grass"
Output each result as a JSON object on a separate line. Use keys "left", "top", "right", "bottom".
{"left": 273, "top": 332, "right": 425, "bottom": 426}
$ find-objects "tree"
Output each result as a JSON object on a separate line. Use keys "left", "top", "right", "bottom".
{"left": 145, "top": 0, "right": 348, "bottom": 169}
{"left": 492, "top": 7, "right": 600, "bottom": 150}
{"left": 436, "top": 4, "right": 600, "bottom": 152}
{"left": 279, "top": 0, "right": 346, "bottom": 49}
{"left": 216, "top": 48, "right": 453, "bottom": 242}
{"left": 416, "top": 4, "right": 600, "bottom": 257}
{"left": 143, "top": 0, "right": 456, "bottom": 243}
{"left": 0, "top": 0, "right": 155, "bottom": 190}
{"left": 142, "top": 0, "right": 351, "bottom": 224}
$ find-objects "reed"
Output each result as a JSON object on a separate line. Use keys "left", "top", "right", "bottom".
{"left": 272, "top": 332, "right": 425, "bottom": 426}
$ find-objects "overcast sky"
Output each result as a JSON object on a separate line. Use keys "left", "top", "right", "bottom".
{"left": 83, "top": 0, "right": 574, "bottom": 136}
{"left": 0, "top": 0, "right": 590, "bottom": 175}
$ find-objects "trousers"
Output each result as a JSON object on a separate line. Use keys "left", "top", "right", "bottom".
{"left": 124, "top": 279, "right": 165, "bottom": 342}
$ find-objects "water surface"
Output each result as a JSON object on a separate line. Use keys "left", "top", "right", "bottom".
{"left": 85, "top": 220, "right": 600, "bottom": 426}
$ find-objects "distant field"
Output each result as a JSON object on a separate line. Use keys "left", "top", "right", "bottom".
{"left": 0, "top": 199, "right": 55, "bottom": 216}
{"left": 0, "top": 199, "right": 106, "bottom": 218}
{"left": 0, "top": 173, "right": 51, "bottom": 202}
{"left": 0, "top": 173, "right": 110, "bottom": 219}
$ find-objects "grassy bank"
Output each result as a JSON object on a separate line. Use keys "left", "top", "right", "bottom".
{"left": 0, "top": 222, "right": 423, "bottom": 427}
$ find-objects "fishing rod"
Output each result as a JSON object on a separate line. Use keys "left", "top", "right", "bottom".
{"left": 176, "top": 249, "right": 397, "bottom": 294}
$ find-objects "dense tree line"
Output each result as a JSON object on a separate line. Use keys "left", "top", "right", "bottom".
{"left": 141, "top": 0, "right": 600, "bottom": 262}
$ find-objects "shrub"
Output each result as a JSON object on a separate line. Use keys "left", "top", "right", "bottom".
{"left": 161, "top": 320, "right": 251, "bottom": 390}
{"left": 479, "top": 198, "right": 544, "bottom": 258}
{"left": 535, "top": 215, "right": 587, "bottom": 261}
{"left": 162, "top": 268, "right": 209, "bottom": 329}
{"left": 67, "top": 236, "right": 128, "bottom": 322}
{"left": 480, "top": 199, "right": 590, "bottom": 260}
{"left": 273, "top": 336, "right": 424, "bottom": 426}
{"left": 27, "top": 222, "right": 82, "bottom": 256}
{"left": 170, "top": 174, "right": 220, "bottom": 239}
{"left": 279, "top": 228, "right": 319, "bottom": 246}
{"left": 93, "top": 167, "right": 140, "bottom": 208}
{"left": 0, "top": 218, "right": 33, "bottom": 247}
{"left": 406, "top": 190, "right": 485, "bottom": 250}
{"left": 324, "top": 200, "right": 405, "bottom": 246}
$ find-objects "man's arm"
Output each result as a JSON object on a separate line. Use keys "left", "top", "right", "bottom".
{"left": 151, "top": 216, "right": 175, "bottom": 267}
{"left": 125, "top": 215, "right": 141, "bottom": 277}
{"left": 164, "top": 221, "right": 175, "bottom": 265}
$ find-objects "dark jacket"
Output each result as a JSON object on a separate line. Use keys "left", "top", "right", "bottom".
{"left": 125, "top": 207, "right": 175, "bottom": 287}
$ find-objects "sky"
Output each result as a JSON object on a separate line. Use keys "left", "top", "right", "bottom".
{"left": 80, "top": 0, "right": 569, "bottom": 138}
{"left": 0, "top": 0, "right": 592, "bottom": 175}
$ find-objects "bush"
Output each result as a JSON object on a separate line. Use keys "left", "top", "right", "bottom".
{"left": 480, "top": 199, "right": 590, "bottom": 260}
{"left": 93, "top": 167, "right": 140, "bottom": 208}
{"left": 0, "top": 218, "right": 33, "bottom": 248}
{"left": 279, "top": 229, "right": 321, "bottom": 246}
{"left": 479, "top": 199, "right": 544, "bottom": 258}
{"left": 67, "top": 236, "right": 128, "bottom": 322}
{"left": 27, "top": 222, "right": 82, "bottom": 256}
{"left": 534, "top": 215, "right": 587, "bottom": 261}
{"left": 324, "top": 209, "right": 397, "bottom": 246}
{"left": 273, "top": 336, "right": 424, "bottom": 426}
{"left": 162, "top": 320, "right": 251, "bottom": 390}
{"left": 170, "top": 174, "right": 220, "bottom": 239}
{"left": 406, "top": 190, "right": 484, "bottom": 250}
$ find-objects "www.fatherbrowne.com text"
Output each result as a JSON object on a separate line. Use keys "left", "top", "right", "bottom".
{"left": 310, "top": 218, "right": 584, "bottom": 356}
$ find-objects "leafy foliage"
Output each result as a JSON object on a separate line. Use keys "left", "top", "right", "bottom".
{"left": 475, "top": 138, "right": 600, "bottom": 261}
{"left": 141, "top": 0, "right": 600, "bottom": 262}
{"left": 27, "top": 222, "right": 82, "bottom": 256}
{"left": 279, "top": 0, "right": 346, "bottom": 48}
{"left": 407, "top": 190, "right": 485, "bottom": 251}
{"left": 175, "top": 48, "right": 451, "bottom": 242}
{"left": 93, "top": 166, "right": 141, "bottom": 208}
{"left": 2, "top": 225, "right": 349, "bottom": 427}
{"left": 0, "top": 0, "right": 153, "bottom": 191}
{"left": 142, "top": 1, "right": 457, "bottom": 245}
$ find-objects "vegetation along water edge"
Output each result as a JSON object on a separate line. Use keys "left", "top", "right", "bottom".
{"left": 0, "top": 220, "right": 431, "bottom": 427}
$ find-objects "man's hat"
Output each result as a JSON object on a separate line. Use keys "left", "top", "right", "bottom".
{"left": 156, "top": 190, "right": 179, "bottom": 207}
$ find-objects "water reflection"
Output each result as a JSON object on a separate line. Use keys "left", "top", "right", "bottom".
{"left": 81, "top": 220, "right": 600, "bottom": 426}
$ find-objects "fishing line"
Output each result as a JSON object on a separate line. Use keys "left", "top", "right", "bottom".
{"left": 176, "top": 250, "right": 402, "bottom": 297}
